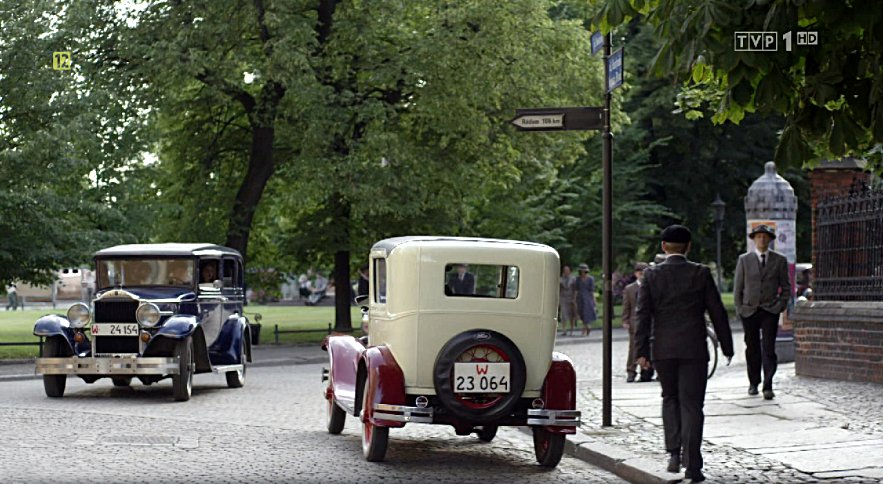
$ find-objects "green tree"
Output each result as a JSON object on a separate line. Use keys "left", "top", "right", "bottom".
{"left": 0, "top": 1, "right": 155, "bottom": 284}
{"left": 595, "top": 0, "right": 883, "bottom": 169}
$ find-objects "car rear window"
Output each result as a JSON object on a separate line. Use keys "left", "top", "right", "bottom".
{"left": 444, "top": 264, "right": 519, "bottom": 299}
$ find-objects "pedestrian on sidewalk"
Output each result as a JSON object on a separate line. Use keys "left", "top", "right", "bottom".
{"left": 622, "top": 262, "right": 653, "bottom": 382}
{"left": 574, "top": 263, "right": 596, "bottom": 336}
{"left": 636, "top": 225, "right": 734, "bottom": 483}
{"left": 559, "top": 265, "right": 577, "bottom": 336}
{"left": 733, "top": 224, "right": 791, "bottom": 400}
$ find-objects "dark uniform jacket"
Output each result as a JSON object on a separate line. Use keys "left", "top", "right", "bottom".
{"left": 635, "top": 255, "right": 734, "bottom": 361}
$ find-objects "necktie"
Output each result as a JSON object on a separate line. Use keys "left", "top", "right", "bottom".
{"left": 761, "top": 254, "right": 766, "bottom": 268}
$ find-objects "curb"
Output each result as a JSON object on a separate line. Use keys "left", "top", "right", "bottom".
{"left": 517, "top": 428, "right": 681, "bottom": 483}
{"left": 565, "top": 433, "right": 681, "bottom": 484}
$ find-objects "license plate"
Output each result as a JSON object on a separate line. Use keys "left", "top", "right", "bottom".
{"left": 453, "top": 362, "right": 510, "bottom": 393}
{"left": 90, "top": 323, "right": 139, "bottom": 336}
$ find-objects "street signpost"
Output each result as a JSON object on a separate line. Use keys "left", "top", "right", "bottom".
{"left": 514, "top": 31, "right": 622, "bottom": 428}
{"left": 510, "top": 107, "right": 603, "bottom": 132}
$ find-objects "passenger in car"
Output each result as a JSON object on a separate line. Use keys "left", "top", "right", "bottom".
{"left": 200, "top": 261, "right": 218, "bottom": 284}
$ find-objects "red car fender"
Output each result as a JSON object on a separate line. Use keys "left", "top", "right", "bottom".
{"left": 325, "top": 335, "right": 365, "bottom": 415}
{"left": 541, "top": 351, "right": 578, "bottom": 434}
{"left": 360, "top": 345, "right": 406, "bottom": 428}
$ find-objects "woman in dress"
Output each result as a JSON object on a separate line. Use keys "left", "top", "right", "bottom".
{"left": 559, "top": 265, "right": 577, "bottom": 336}
{"left": 575, "top": 263, "right": 597, "bottom": 336}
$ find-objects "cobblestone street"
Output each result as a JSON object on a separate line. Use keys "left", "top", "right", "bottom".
{"left": 0, "top": 354, "right": 621, "bottom": 483}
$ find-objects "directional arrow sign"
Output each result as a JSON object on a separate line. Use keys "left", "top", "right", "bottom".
{"left": 511, "top": 107, "right": 603, "bottom": 132}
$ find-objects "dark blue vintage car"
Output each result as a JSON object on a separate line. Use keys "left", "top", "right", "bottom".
{"left": 34, "top": 243, "right": 252, "bottom": 401}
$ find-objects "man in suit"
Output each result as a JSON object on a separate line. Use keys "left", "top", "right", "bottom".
{"left": 636, "top": 225, "right": 734, "bottom": 483}
{"left": 448, "top": 264, "right": 476, "bottom": 295}
{"left": 733, "top": 224, "right": 791, "bottom": 400}
{"left": 622, "top": 262, "right": 652, "bottom": 382}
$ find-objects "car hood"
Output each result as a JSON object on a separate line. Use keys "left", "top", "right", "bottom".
{"left": 96, "top": 287, "right": 197, "bottom": 301}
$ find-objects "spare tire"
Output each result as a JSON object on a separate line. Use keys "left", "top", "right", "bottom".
{"left": 433, "top": 329, "right": 526, "bottom": 423}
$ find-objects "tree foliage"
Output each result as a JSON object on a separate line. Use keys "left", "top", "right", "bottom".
{"left": 0, "top": 2, "right": 154, "bottom": 284}
{"left": 595, "top": 0, "right": 883, "bottom": 170}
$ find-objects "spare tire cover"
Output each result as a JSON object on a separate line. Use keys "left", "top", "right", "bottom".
{"left": 433, "top": 329, "right": 527, "bottom": 423}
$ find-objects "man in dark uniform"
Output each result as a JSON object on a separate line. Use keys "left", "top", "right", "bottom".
{"left": 447, "top": 264, "right": 476, "bottom": 295}
{"left": 635, "top": 225, "right": 734, "bottom": 483}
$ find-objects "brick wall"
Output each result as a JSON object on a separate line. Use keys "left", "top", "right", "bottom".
{"left": 791, "top": 301, "right": 883, "bottom": 384}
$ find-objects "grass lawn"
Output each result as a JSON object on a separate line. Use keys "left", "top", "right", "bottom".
{"left": 0, "top": 305, "right": 362, "bottom": 359}
{"left": 0, "top": 294, "right": 738, "bottom": 359}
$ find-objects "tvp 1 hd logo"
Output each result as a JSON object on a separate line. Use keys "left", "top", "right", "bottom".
{"left": 734, "top": 31, "right": 818, "bottom": 52}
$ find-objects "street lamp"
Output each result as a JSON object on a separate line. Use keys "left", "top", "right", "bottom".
{"left": 712, "top": 194, "right": 726, "bottom": 289}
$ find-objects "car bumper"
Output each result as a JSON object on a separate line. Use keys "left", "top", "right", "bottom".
{"left": 372, "top": 404, "right": 581, "bottom": 427}
{"left": 526, "top": 408, "right": 581, "bottom": 426}
{"left": 35, "top": 356, "right": 180, "bottom": 376}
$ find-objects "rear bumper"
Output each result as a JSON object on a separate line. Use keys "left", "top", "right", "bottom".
{"left": 526, "top": 408, "right": 581, "bottom": 426}
{"left": 372, "top": 403, "right": 580, "bottom": 427}
{"left": 35, "top": 356, "right": 180, "bottom": 376}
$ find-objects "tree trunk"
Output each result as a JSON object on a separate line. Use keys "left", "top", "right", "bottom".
{"left": 225, "top": 125, "right": 276, "bottom": 260}
{"left": 331, "top": 194, "right": 353, "bottom": 332}
{"left": 333, "top": 249, "right": 352, "bottom": 332}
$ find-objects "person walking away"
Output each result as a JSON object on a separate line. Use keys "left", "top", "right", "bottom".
{"left": 5, "top": 283, "right": 18, "bottom": 310}
{"left": 559, "top": 265, "right": 578, "bottom": 336}
{"left": 447, "top": 263, "right": 476, "bottom": 295}
{"left": 635, "top": 225, "right": 734, "bottom": 482}
{"left": 574, "top": 263, "right": 597, "bottom": 336}
{"left": 733, "top": 224, "right": 791, "bottom": 400}
{"left": 622, "top": 263, "right": 652, "bottom": 382}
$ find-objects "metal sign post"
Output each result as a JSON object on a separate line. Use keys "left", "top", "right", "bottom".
{"left": 514, "top": 30, "right": 621, "bottom": 428}
{"left": 600, "top": 32, "right": 614, "bottom": 428}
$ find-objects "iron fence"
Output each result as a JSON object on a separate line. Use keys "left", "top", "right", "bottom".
{"left": 814, "top": 189, "right": 883, "bottom": 301}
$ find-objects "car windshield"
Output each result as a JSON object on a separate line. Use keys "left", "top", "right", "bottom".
{"left": 96, "top": 258, "right": 195, "bottom": 289}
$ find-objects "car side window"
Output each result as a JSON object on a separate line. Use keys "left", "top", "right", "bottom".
{"left": 374, "top": 258, "right": 387, "bottom": 304}
{"left": 222, "top": 258, "right": 240, "bottom": 288}
{"left": 445, "top": 263, "right": 519, "bottom": 299}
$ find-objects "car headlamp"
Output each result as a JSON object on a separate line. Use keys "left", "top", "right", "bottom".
{"left": 136, "top": 302, "right": 162, "bottom": 328}
{"left": 66, "top": 303, "right": 91, "bottom": 328}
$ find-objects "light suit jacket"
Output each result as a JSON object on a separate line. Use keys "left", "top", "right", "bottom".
{"left": 733, "top": 249, "right": 791, "bottom": 318}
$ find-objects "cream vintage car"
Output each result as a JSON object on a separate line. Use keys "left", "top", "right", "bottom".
{"left": 322, "top": 237, "right": 580, "bottom": 466}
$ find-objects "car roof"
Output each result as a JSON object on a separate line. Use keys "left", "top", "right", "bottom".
{"left": 372, "top": 236, "right": 552, "bottom": 254}
{"left": 94, "top": 243, "right": 242, "bottom": 258}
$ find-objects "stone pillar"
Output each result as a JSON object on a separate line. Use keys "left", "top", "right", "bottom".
{"left": 807, "top": 158, "right": 872, "bottom": 271}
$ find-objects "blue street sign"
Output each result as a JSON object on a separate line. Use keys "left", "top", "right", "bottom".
{"left": 591, "top": 32, "right": 604, "bottom": 56}
{"left": 607, "top": 48, "right": 624, "bottom": 92}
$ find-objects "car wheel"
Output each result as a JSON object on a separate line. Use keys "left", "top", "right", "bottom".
{"left": 476, "top": 425, "right": 498, "bottom": 443}
{"left": 361, "top": 379, "right": 389, "bottom": 462}
{"left": 42, "top": 337, "right": 67, "bottom": 398}
{"left": 172, "top": 336, "right": 193, "bottom": 402}
{"left": 533, "top": 427, "right": 565, "bottom": 467}
{"left": 433, "top": 330, "right": 526, "bottom": 423}
{"left": 327, "top": 393, "right": 346, "bottom": 435}
{"left": 225, "top": 330, "right": 247, "bottom": 388}
{"left": 112, "top": 377, "right": 132, "bottom": 387}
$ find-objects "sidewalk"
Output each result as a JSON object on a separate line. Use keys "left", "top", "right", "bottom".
{"left": 570, "top": 362, "right": 883, "bottom": 483}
